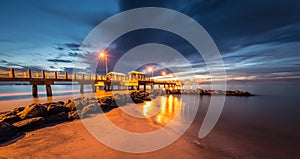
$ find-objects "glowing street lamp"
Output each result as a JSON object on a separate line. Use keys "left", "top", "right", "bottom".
{"left": 147, "top": 66, "right": 154, "bottom": 77}
{"left": 161, "top": 71, "right": 166, "bottom": 76}
{"left": 99, "top": 50, "right": 108, "bottom": 75}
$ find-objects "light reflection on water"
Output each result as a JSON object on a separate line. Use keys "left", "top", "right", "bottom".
{"left": 140, "top": 95, "right": 187, "bottom": 127}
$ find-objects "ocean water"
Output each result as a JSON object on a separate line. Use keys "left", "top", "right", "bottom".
{"left": 0, "top": 85, "right": 93, "bottom": 100}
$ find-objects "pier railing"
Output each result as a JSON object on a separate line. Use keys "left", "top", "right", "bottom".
{"left": 0, "top": 67, "right": 186, "bottom": 97}
{"left": 0, "top": 68, "right": 107, "bottom": 81}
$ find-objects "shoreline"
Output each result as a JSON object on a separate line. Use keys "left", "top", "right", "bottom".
{"left": 0, "top": 92, "right": 255, "bottom": 158}
{"left": 0, "top": 89, "right": 298, "bottom": 158}
{"left": 0, "top": 114, "right": 230, "bottom": 159}
{"left": 0, "top": 91, "right": 233, "bottom": 158}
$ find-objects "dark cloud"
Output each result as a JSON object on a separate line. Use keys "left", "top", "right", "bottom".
{"left": 0, "top": 60, "right": 44, "bottom": 71}
{"left": 47, "top": 59, "right": 72, "bottom": 63}
{"left": 68, "top": 52, "right": 78, "bottom": 57}
{"left": 114, "top": 0, "right": 300, "bottom": 81}
{"left": 55, "top": 46, "right": 64, "bottom": 51}
{"left": 64, "top": 43, "right": 81, "bottom": 51}
{"left": 62, "top": 67, "right": 90, "bottom": 74}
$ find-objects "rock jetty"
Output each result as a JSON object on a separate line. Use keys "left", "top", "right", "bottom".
{"left": 0, "top": 91, "right": 163, "bottom": 143}
{"left": 181, "top": 89, "right": 253, "bottom": 96}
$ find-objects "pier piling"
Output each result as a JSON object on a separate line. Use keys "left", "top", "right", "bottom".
{"left": 46, "top": 84, "right": 52, "bottom": 96}
{"left": 80, "top": 84, "right": 84, "bottom": 94}
{"left": 32, "top": 84, "right": 38, "bottom": 97}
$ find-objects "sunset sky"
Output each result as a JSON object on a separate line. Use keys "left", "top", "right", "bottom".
{"left": 0, "top": 0, "right": 299, "bottom": 82}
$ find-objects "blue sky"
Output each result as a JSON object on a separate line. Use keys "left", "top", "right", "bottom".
{"left": 0, "top": 0, "right": 299, "bottom": 82}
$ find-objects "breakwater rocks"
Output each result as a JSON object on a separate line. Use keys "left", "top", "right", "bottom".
{"left": 0, "top": 91, "right": 165, "bottom": 143}
{"left": 181, "top": 89, "right": 253, "bottom": 96}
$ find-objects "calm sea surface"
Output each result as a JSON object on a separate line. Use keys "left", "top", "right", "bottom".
{"left": 0, "top": 82, "right": 299, "bottom": 158}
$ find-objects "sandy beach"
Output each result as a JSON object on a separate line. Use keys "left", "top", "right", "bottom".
{"left": 0, "top": 106, "right": 230, "bottom": 159}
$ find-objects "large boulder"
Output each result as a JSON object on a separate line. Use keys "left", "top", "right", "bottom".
{"left": 13, "top": 117, "right": 45, "bottom": 132}
{"left": 143, "top": 96, "right": 151, "bottom": 101}
{"left": 81, "top": 104, "right": 100, "bottom": 115}
{"left": 0, "top": 115, "right": 21, "bottom": 124}
{"left": 18, "top": 104, "right": 48, "bottom": 119}
{"left": 0, "top": 111, "right": 14, "bottom": 117}
{"left": 68, "top": 111, "right": 80, "bottom": 120}
{"left": 57, "top": 101, "right": 65, "bottom": 105}
{"left": 47, "top": 104, "right": 69, "bottom": 115}
{"left": 99, "top": 103, "right": 110, "bottom": 110}
{"left": 133, "top": 98, "right": 144, "bottom": 103}
{"left": 65, "top": 100, "right": 83, "bottom": 111}
{"left": 11, "top": 107, "right": 25, "bottom": 114}
{"left": 0, "top": 122, "right": 18, "bottom": 142}
{"left": 46, "top": 112, "right": 68, "bottom": 124}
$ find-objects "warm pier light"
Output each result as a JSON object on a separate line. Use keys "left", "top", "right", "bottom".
{"left": 147, "top": 67, "right": 153, "bottom": 72}
{"left": 99, "top": 50, "right": 106, "bottom": 58}
{"left": 99, "top": 50, "right": 108, "bottom": 75}
{"left": 147, "top": 66, "right": 154, "bottom": 77}
{"left": 161, "top": 71, "right": 166, "bottom": 76}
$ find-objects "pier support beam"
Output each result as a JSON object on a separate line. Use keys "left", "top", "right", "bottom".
{"left": 46, "top": 84, "right": 52, "bottom": 96}
{"left": 32, "top": 84, "right": 38, "bottom": 97}
{"left": 80, "top": 84, "right": 84, "bottom": 94}
{"left": 144, "top": 85, "right": 146, "bottom": 91}
{"left": 91, "top": 84, "right": 96, "bottom": 92}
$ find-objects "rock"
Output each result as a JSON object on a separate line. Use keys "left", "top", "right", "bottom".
{"left": 81, "top": 104, "right": 100, "bottom": 115}
{"left": 143, "top": 96, "right": 151, "bottom": 101}
{"left": 132, "top": 98, "right": 144, "bottom": 103}
{"left": 43, "top": 102, "right": 58, "bottom": 106}
{"left": 0, "top": 111, "right": 14, "bottom": 117}
{"left": 68, "top": 111, "right": 80, "bottom": 120}
{"left": 11, "top": 107, "right": 25, "bottom": 114}
{"left": 99, "top": 103, "right": 110, "bottom": 110}
{"left": 0, "top": 115, "right": 21, "bottom": 124}
{"left": 244, "top": 92, "right": 252, "bottom": 96}
{"left": 18, "top": 104, "right": 48, "bottom": 119}
{"left": 47, "top": 104, "right": 69, "bottom": 115}
{"left": 13, "top": 117, "right": 45, "bottom": 132}
{"left": 114, "top": 94, "right": 127, "bottom": 106}
{"left": 46, "top": 112, "right": 68, "bottom": 124}
{"left": 65, "top": 100, "right": 75, "bottom": 111}
{"left": 65, "top": 100, "right": 83, "bottom": 111}
{"left": 125, "top": 94, "right": 133, "bottom": 103}
{"left": 0, "top": 122, "right": 18, "bottom": 142}
{"left": 130, "top": 92, "right": 145, "bottom": 103}
{"left": 57, "top": 101, "right": 64, "bottom": 105}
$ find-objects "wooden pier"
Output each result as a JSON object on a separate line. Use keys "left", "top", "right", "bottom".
{"left": 0, "top": 68, "right": 182, "bottom": 97}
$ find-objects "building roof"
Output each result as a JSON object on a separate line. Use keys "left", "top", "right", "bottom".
{"left": 107, "top": 72, "right": 126, "bottom": 76}
{"left": 128, "top": 71, "right": 145, "bottom": 75}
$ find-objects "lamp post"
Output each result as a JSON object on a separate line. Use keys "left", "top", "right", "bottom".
{"left": 161, "top": 70, "right": 166, "bottom": 76}
{"left": 99, "top": 50, "right": 108, "bottom": 75}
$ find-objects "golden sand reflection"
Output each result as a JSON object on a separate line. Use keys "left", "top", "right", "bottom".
{"left": 142, "top": 95, "right": 182, "bottom": 127}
